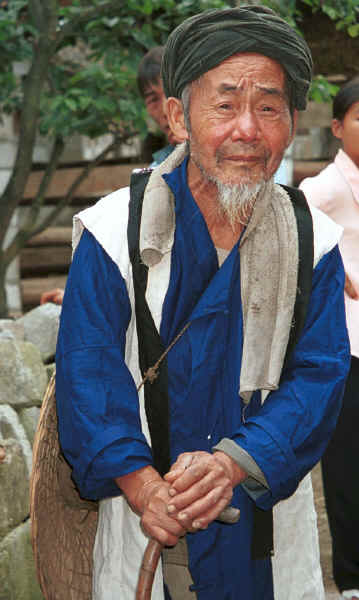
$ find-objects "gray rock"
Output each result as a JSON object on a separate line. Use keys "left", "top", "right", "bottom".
{"left": 0, "top": 437, "right": 30, "bottom": 539}
{"left": 0, "top": 520, "right": 43, "bottom": 600}
{"left": 0, "top": 319, "right": 25, "bottom": 341}
{"left": 18, "top": 406, "right": 41, "bottom": 447}
{"left": 0, "top": 339, "right": 47, "bottom": 408}
{"left": 18, "top": 304, "right": 61, "bottom": 362}
{"left": 0, "top": 404, "right": 32, "bottom": 475}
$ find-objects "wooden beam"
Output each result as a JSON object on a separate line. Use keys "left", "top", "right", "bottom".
{"left": 23, "top": 163, "right": 147, "bottom": 201}
{"left": 21, "top": 275, "right": 67, "bottom": 308}
{"left": 26, "top": 226, "right": 72, "bottom": 247}
{"left": 20, "top": 246, "right": 71, "bottom": 276}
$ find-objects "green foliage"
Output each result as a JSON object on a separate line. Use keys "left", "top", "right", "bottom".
{"left": 300, "top": 0, "right": 359, "bottom": 37}
{"left": 259, "top": 1, "right": 298, "bottom": 28}
{"left": 0, "top": 1, "right": 34, "bottom": 114}
{"left": 309, "top": 75, "right": 340, "bottom": 103}
{"left": 254, "top": 0, "right": 358, "bottom": 103}
{"left": 0, "top": 0, "right": 233, "bottom": 143}
{"left": 0, "top": 0, "right": 356, "bottom": 141}
{"left": 260, "top": 0, "right": 359, "bottom": 37}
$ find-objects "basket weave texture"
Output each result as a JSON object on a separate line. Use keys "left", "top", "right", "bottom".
{"left": 30, "top": 375, "right": 98, "bottom": 600}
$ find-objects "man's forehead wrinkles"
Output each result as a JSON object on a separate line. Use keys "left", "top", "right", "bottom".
{"left": 216, "top": 81, "right": 284, "bottom": 97}
{"left": 256, "top": 85, "right": 286, "bottom": 98}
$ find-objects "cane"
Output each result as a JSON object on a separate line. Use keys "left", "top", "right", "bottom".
{"left": 135, "top": 506, "right": 240, "bottom": 600}
{"left": 136, "top": 538, "right": 162, "bottom": 600}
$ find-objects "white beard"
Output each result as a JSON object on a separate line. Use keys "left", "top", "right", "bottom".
{"left": 188, "top": 141, "right": 271, "bottom": 229}
{"left": 215, "top": 180, "right": 267, "bottom": 228}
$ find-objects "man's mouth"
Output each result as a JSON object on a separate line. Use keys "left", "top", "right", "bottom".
{"left": 222, "top": 155, "right": 264, "bottom": 163}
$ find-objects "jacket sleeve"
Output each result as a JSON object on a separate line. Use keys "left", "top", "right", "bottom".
{"left": 56, "top": 228, "right": 153, "bottom": 501}
{"left": 224, "top": 245, "right": 350, "bottom": 509}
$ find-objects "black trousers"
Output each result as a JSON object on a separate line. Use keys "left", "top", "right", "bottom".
{"left": 321, "top": 355, "right": 359, "bottom": 592}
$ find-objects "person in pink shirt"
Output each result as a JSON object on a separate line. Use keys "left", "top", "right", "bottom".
{"left": 300, "top": 77, "right": 359, "bottom": 600}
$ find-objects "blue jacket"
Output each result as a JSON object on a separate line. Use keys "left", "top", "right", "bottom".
{"left": 56, "top": 159, "right": 350, "bottom": 599}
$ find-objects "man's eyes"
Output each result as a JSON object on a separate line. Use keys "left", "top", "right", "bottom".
{"left": 261, "top": 105, "right": 277, "bottom": 112}
{"left": 216, "top": 101, "right": 284, "bottom": 113}
{"left": 218, "top": 103, "right": 232, "bottom": 110}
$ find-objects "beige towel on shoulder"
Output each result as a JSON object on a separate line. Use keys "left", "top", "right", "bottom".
{"left": 139, "top": 143, "right": 299, "bottom": 403}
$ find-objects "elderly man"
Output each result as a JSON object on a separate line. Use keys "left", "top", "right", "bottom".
{"left": 56, "top": 6, "right": 350, "bottom": 600}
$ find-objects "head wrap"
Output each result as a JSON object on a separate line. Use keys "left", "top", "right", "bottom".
{"left": 162, "top": 6, "right": 313, "bottom": 110}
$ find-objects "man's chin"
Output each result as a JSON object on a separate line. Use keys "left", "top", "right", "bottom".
{"left": 215, "top": 167, "right": 269, "bottom": 188}
{"left": 219, "top": 175, "right": 267, "bottom": 188}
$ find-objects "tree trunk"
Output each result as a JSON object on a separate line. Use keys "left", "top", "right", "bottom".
{"left": 0, "top": 258, "right": 8, "bottom": 318}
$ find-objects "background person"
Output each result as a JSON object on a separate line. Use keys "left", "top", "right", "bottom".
{"left": 300, "top": 77, "right": 359, "bottom": 600}
{"left": 137, "top": 45, "right": 183, "bottom": 166}
{"left": 55, "top": 7, "right": 350, "bottom": 599}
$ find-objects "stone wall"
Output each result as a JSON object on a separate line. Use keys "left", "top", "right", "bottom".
{"left": 0, "top": 303, "right": 61, "bottom": 600}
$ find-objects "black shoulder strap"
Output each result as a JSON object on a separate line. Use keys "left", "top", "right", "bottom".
{"left": 281, "top": 184, "right": 314, "bottom": 366}
{"left": 128, "top": 169, "right": 171, "bottom": 476}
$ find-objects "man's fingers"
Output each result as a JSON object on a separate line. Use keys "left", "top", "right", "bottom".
{"left": 169, "top": 491, "right": 233, "bottom": 531}
{"left": 169, "top": 462, "right": 210, "bottom": 495}
{"left": 168, "top": 455, "right": 230, "bottom": 498}
{"left": 164, "top": 468, "right": 186, "bottom": 483}
{"left": 141, "top": 523, "right": 181, "bottom": 547}
{"left": 168, "top": 483, "right": 233, "bottom": 524}
{"left": 141, "top": 496, "right": 186, "bottom": 546}
{"left": 165, "top": 452, "right": 195, "bottom": 481}
{"left": 164, "top": 452, "right": 208, "bottom": 496}
{"left": 167, "top": 468, "right": 224, "bottom": 507}
{"left": 142, "top": 510, "right": 185, "bottom": 538}
{"left": 164, "top": 451, "right": 234, "bottom": 531}
{"left": 191, "top": 496, "right": 233, "bottom": 530}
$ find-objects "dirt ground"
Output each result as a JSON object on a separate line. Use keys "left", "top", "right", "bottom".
{"left": 312, "top": 462, "right": 341, "bottom": 599}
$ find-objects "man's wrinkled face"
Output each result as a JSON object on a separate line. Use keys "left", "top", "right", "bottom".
{"left": 186, "top": 53, "right": 296, "bottom": 187}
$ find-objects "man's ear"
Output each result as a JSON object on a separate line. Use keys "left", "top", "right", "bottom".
{"left": 331, "top": 118, "right": 343, "bottom": 140}
{"left": 166, "top": 97, "right": 189, "bottom": 142}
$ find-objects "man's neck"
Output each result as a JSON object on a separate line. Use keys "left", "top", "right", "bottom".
{"left": 187, "top": 158, "right": 245, "bottom": 250}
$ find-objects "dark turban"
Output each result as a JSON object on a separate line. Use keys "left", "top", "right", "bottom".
{"left": 161, "top": 6, "right": 313, "bottom": 110}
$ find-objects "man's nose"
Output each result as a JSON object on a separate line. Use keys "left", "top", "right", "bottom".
{"left": 231, "top": 109, "right": 259, "bottom": 142}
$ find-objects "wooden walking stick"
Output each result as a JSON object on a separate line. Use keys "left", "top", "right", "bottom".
{"left": 135, "top": 506, "right": 240, "bottom": 599}
{"left": 136, "top": 539, "right": 163, "bottom": 600}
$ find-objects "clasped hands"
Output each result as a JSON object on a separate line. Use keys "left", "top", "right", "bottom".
{"left": 116, "top": 450, "right": 247, "bottom": 546}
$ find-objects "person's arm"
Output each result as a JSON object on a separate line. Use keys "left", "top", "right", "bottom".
{"left": 224, "top": 245, "right": 350, "bottom": 509}
{"left": 56, "top": 228, "right": 154, "bottom": 500}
